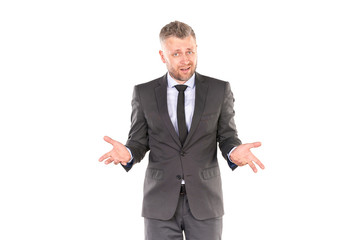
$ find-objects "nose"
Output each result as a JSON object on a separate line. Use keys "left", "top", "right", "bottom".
{"left": 180, "top": 55, "right": 190, "bottom": 65}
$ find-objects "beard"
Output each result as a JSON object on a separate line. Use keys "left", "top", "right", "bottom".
{"left": 167, "top": 62, "right": 197, "bottom": 82}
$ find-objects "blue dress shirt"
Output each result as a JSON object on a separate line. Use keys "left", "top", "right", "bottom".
{"left": 166, "top": 72, "right": 196, "bottom": 134}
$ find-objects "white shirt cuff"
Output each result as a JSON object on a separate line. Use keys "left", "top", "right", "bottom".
{"left": 126, "top": 147, "right": 134, "bottom": 163}
{"left": 227, "top": 146, "right": 237, "bottom": 163}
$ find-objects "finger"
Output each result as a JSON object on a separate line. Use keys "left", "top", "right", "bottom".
{"left": 114, "top": 159, "right": 123, "bottom": 165}
{"left": 105, "top": 157, "right": 114, "bottom": 165}
{"left": 250, "top": 154, "right": 265, "bottom": 169}
{"left": 248, "top": 161, "right": 258, "bottom": 173}
{"left": 103, "top": 136, "right": 115, "bottom": 145}
{"left": 253, "top": 157, "right": 265, "bottom": 169}
{"left": 99, "top": 152, "right": 110, "bottom": 162}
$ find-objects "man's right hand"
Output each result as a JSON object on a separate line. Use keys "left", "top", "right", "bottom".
{"left": 98, "top": 136, "right": 131, "bottom": 166}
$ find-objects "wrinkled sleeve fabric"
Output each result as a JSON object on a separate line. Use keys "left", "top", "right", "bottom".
{"left": 123, "top": 85, "right": 150, "bottom": 172}
{"left": 217, "top": 82, "right": 242, "bottom": 170}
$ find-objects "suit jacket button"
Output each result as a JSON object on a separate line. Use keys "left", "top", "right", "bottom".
{"left": 180, "top": 151, "right": 185, "bottom": 157}
{"left": 176, "top": 175, "right": 181, "bottom": 180}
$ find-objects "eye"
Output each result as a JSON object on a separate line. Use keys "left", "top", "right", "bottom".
{"left": 173, "top": 53, "right": 179, "bottom": 57}
{"left": 187, "top": 51, "right": 193, "bottom": 54}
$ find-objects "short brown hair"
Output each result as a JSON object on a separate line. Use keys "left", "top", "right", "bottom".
{"left": 159, "top": 21, "right": 196, "bottom": 43}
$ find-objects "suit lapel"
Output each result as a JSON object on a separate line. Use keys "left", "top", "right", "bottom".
{"left": 183, "top": 73, "right": 208, "bottom": 148}
{"left": 155, "top": 75, "right": 182, "bottom": 148}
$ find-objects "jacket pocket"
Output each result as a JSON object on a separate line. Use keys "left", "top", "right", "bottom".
{"left": 145, "top": 168, "right": 164, "bottom": 181}
{"left": 201, "top": 166, "right": 220, "bottom": 180}
{"left": 200, "top": 112, "right": 218, "bottom": 121}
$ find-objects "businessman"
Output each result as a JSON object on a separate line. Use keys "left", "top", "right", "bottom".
{"left": 99, "top": 21, "right": 264, "bottom": 240}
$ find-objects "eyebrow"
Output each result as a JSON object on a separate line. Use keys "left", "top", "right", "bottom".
{"left": 173, "top": 48, "right": 194, "bottom": 52}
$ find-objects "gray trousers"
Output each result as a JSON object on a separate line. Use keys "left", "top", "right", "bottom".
{"left": 144, "top": 193, "right": 222, "bottom": 240}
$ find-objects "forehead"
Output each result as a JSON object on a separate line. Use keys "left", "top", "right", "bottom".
{"left": 162, "top": 36, "right": 197, "bottom": 51}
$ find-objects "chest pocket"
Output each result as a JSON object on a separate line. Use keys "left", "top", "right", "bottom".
{"left": 200, "top": 112, "right": 218, "bottom": 121}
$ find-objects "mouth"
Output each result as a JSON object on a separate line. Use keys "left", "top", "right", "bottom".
{"left": 180, "top": 66, "right": 191, "bottom": 73}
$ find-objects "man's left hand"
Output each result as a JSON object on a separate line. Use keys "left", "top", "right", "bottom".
{"left": 230, "top": 142, "right": 265, "bottom": 173}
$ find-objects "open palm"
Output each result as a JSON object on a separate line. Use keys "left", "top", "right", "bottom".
{"left": 98, "top": 136, "right": 131, "bottom": 165}
{"left": 229, "top": 142, "right": 264, "bottom": 173}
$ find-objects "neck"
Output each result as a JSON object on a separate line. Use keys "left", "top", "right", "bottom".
{"left": 169, "top": 73, "right": 189, "bottom": 85}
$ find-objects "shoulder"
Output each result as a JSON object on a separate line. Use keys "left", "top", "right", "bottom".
{"left": 135, "top": 75, "right": 165, "bottom": 90}
{"left": 196, "top": 72, "right": 229, "bottom": 88}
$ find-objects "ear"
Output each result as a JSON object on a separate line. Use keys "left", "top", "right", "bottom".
{"left": 159, "top": 50, "right": 166, "bottom": 63}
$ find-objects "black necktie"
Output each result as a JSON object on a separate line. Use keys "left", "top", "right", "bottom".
{"left": 175, "top": 85, "right": 188, "bottom": 146}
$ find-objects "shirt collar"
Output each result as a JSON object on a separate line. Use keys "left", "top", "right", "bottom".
{"left": 167, "top": 72, "right": 195, "bottom": 89}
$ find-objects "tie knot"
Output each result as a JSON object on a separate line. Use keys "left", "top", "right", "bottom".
{"left": 175, "top": 85, "right": 188, "bottom": 92}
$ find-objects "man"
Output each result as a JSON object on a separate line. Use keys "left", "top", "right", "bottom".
{"left": 99, "top": 21, "right": 264, "bottom": 240}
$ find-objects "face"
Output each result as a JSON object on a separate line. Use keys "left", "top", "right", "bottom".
{"left": 159, "top": 36, "right": 197, "bottom": 83}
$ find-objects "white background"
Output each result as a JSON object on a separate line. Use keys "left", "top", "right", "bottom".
{"left": 1, "top": 0, "right": 359, "bottom": 239}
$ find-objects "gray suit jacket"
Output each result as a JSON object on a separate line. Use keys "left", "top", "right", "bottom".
{"left": 124, "top": 72, "right": 241, "bottom": 220}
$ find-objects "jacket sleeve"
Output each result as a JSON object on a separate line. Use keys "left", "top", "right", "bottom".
{"left": 123, "top": 85, "right": 150, "bottom": 172}
{"left": 217, "top": 82, "right": 242, "bottom": 170}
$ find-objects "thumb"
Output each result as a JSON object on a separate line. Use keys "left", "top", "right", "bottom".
{"left": 103, "top": 136, "right": 115, "bottom": 145}
{"left": 250, "top": 142, "right": 262, "bottom": 148}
